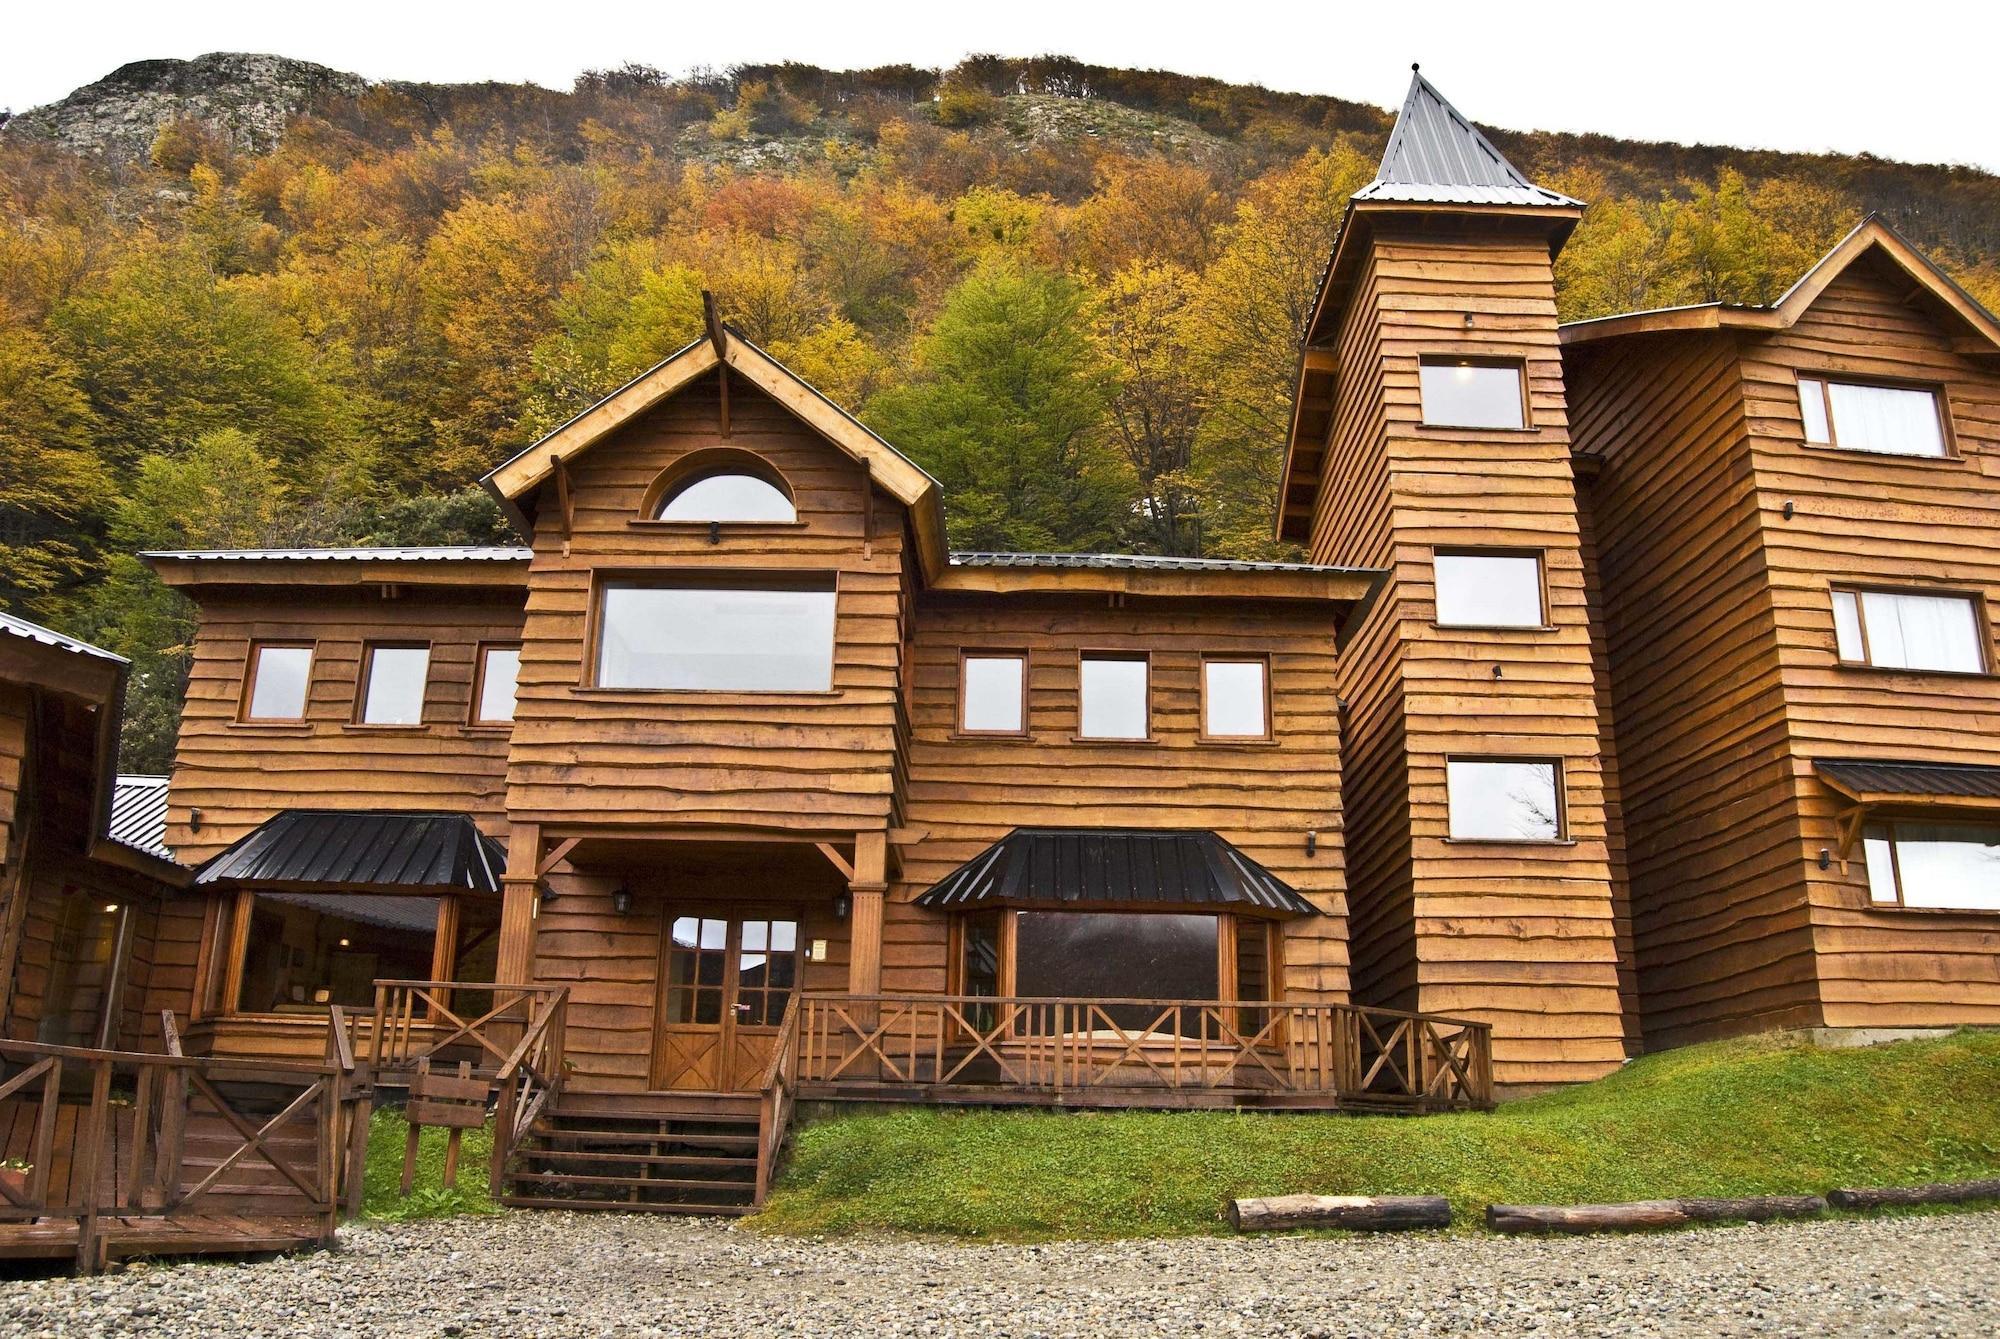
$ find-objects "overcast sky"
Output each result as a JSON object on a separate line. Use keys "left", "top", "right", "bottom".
{"left": 6, "top": 0, "right": 1998, "bottom": 172}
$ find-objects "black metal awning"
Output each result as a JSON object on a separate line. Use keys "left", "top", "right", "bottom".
{"left": 913, "top": 828, "right": 1319, "bottom": 917}
{"left": 193, "top": 810, "right": 505, "bottom": 894}
{"left": 1816, "top": 758, "right": 2000, "bottom": 805}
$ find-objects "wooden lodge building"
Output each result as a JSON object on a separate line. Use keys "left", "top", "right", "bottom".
{"left": 7, "top": 69, "right": 2000, "bottom": 1219}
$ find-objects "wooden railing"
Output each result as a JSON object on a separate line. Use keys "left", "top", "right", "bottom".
{"left": 0, "top": 1026, "right": 366, "bottom": 1272}
{"left": 753, "top": 992, "right": 802, "bottom": 1207}
{"left": 368, "top": 981, "right": 569, "bottom": 1080}
{"left": 486, "top": 987, "right": 570, "bottom": 1200}
{"left": 790, "top": 994, "right": 1493, "bottom": 1111}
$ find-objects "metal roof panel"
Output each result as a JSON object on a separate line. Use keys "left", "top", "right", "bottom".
{"left": 1357, "top": 70, "right": 1580, "bottom": 210}
{"left": 193, "top": 810, "right": 506, "bottom": 894}
{"left": 0, "top": 613, "right": 127, "bottom": 665}
{"left": 914, "top": 827, "right": 1319, "bottom": 916}
{"left": 108, "top": 775, "right": 173, "bottom": 861}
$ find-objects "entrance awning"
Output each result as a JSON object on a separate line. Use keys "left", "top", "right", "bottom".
{"left": 913, "top": 827, "right": 1319, "bottom": 916}
{"left": 193, "top": 810, "right": 505, "bottom": 894}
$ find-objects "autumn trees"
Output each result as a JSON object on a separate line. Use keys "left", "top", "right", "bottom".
{"left": 0, "top": 58, "right": 1991, "bottom": 764}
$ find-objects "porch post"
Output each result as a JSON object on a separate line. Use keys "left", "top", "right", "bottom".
{"left": 496, "top": 822, "right": 540, "bottom": 985}
{"left": 846, "top": 831, "right": 888, "bottom": 997}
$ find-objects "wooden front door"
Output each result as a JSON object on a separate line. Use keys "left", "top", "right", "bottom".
{"left": 653, "top": 912, "right": 802, "bottom": 1091}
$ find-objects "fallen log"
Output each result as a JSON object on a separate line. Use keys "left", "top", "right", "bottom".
{"left": 1676, "top": 1195, "right": 1827, "bottom": 1223}
{"left": 1486, "top": 1201, "right": 1688, "bottom": 1234}
{"left": 1228, "top": 1194, "right": 1452, "bottom": 1233}
{"left": 1828, "top": 1179, "right": 2000, "bottom": 1210}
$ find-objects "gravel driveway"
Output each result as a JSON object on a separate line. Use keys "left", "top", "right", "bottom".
{"left": 1, "top": 1209, "right": 1994, "bottom": 1338}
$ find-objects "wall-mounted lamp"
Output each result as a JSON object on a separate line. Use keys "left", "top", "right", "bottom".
{"left": 611, "top": 887, "right": 633, "bottom": 916}
{"left": 1818, "top": 848, "right": 1832, "bottom": 870}
{"left": 832, "top": 891, "right": 852, "bottom": 921}
{"left": 1491, "top": 664, "right": 1504, "bottom": 679}
{"left": 1783, "top": 500, "right": 1796, "bottom": 520}
{"left": 708, "top": 520, "right": 722, "bottom": 546}
{"left": 188, "top": 807, "right": 203, "bottom": 833}
{"left": 1305, "top": 830, "right": 1318, "bottom": 857}
{"left": 538, "top": 883, "right": 557, "bottom": 908}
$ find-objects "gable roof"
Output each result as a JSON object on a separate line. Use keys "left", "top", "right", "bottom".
{"left": 481, "top": 328, "right": 950, "bottom": 581}
{"left": 1560, "top": 215, "right": 2000, "bottom": 358}
{"left": 1354, "top": 69, "right": 1580, "bottom": 210}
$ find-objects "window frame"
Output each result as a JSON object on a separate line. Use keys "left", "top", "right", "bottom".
{"left": 635, "top": 450, "right": 804, "bottom": 528}
{"left": 353, "top": 641, "right": 433, "bottom": 728}
{"left": 1793, "top": 372, "right": 1957, "bottom": 460}
{"left": 1417, "top": 356, "right": 1532, "bottom": 432}
{"left": 214, "top": 887, "right": 498, "bottom": 1019}
{"left": 1860, "top": 817, "right": 2000, "bottom": 914}
{"left": 585, "top": 570, "right": 842, "bottom": 695}
{"left": 1444, "top": 754, "right": 1570, "bottom": 844}
{"left": 237, "top": 641, "right": 316, "bottom": 725}
{"left": 1074, "top": 650, "right": 1153, "bottom": 743}
{"left": 1829, "top": 583, "right": 1990, "bottom": 676}
{"left": 1432, "top": 547, "right": 1551, "bottom": 631}
{"left": 1198, "top": 654, "right": 1274, "bottom": 743}
{"left": 469, "top": 641, "right": 524, "bottom": 728}
{"left": 956, "top": 648, "right": 1031, "bottom": 738}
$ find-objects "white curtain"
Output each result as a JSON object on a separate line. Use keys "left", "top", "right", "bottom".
{"left": 1827, "top": 382, "right": 1946, "bottom": 456}
{"left": 1861, "top": 591, "right": 1981, "bottom": 671}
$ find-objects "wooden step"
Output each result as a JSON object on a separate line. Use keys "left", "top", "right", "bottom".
{"left": 553, "top": 1091, "right": 760, "bottom": 1120}
{"left": 498, "top": 1195, "right": 751, "bottom": 1217}
{"left": 521, "top": 1147, "right": 756, "bottom": 1170}
{"left": 508, "top": 1170, "right": 752, "bottom": 1195}
{"left": 529, "top": 1129, "right": 756, "bottom": 1149}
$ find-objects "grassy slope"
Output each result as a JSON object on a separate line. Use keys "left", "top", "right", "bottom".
{"left": 360, "top": 1108, "right": 499, "bottom": 1220}
{"left": 757, "top": 1030, "right": 2000, "bottom": 1239}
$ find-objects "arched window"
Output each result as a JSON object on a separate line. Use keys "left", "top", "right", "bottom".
{"left": 653, "top": 467, "right": 797, "bottom": 523}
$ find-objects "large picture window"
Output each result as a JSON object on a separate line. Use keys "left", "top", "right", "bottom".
{"left": 231, "top": 891, "right": 499, "bottom": 1012}
{"left": 1447, "top": 758, "right": 1565, "bottom": 841}
{"left": 1863, "top": 821, "right": 2000, "bottom": 911}
{"left": 1013, "top": 912, "right": 1219, "bottom": 1033}
{"left": 596, "top": 578, "right": 837, "bottom": 691}
{"left": 1832, "top": 588, "right": 1984, "bottom": 673}
{"left": 1797, "top": 377, "right": 1948, "bottom": 458}
{"left": 1419, "top": 358, "right": 1527, "bottom": 430}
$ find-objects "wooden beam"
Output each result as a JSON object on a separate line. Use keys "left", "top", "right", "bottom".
{"left": 814, "top": 842, "right": 855, "bottom": 882}
{"left": 703, "top": 291, "right": 731, "bottom": 438}
{"left": 536, "top": 836, "right": 582, "bottom": 879}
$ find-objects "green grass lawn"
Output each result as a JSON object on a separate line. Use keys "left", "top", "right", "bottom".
{"left": 360, "top": 1107, "right": 500, "bottom": 1220}
{"left": 756, "top": 1029, "right": 2000, "bottom": 1240}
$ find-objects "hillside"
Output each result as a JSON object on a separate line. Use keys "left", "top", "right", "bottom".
{"left": 4, "top": 52, "right": 2000, "bottom": 769}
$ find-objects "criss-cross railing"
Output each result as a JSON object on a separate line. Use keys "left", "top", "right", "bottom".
{"left": 791, "top": 994, "right": 1492, "bottom": 1111}
{"left": 367, "top": 980, "right": 569, "bottom": 1080}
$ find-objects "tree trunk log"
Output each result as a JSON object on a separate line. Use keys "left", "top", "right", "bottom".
{"left": 1676, "top": 1195, "right": 1827, "bottom": 1223}
{"left": 1829, "top": 1179, "right": 2000, "bottom": 1210}
{"left": 1487, "top": 1201, "right": 1688, "bottom": 1234}
{"left": 1228, "top": 1194, "right": 1452, "bottom": 1232}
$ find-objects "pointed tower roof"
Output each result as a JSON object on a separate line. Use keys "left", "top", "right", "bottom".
{"left": 1353, "top": 67, "right": 1578, "bottom": 208}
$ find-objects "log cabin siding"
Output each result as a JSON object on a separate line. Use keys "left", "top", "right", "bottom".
{"left": 1738, "top": 258, "right": 2000, "bottom": 1028}
{"left": 503, "top": 368, "right": 905, "bottom": 836}
{"left": 1310, "top": 228, "right": 1629, "bottom": 1085}
{"left": 167, "top": 588, "right": 524, "bottom": 864}
{"left": 1565, "top": 331, "right": 1818, "bottom": 1047}
{"left": 892, "top": 594, "right": 1351, "bottom": 1001}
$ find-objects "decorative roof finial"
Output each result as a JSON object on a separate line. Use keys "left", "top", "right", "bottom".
{"left": 1411, "top": 62, "right": 1420, "bottom": 72}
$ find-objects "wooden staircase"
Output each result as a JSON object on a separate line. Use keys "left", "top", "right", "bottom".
{"left": 496, "top": 1092, "right": 763, "bottom": 1216}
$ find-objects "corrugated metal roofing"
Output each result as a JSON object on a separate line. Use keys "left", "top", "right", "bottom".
{"left": 140, "top": 546, "right": 532, "bottom": 563}
{"left": 949, "top": 552, "right": 1368, "bottom": 576}
{"left": 1815, "top": 759, "right": 2000, "bottom": 801}
{"left": 0, "top": 612, "right": 127, "bottom": 665}
{"left": 914, "top": 828, "right": 1319, "bottom": 916}
{"left": 109, "top": 775, "right": 174, "bottom": 861}
{"left": 1352, "top": 70, "right": 1580, "bottom": 209}
{"left": 193, "top": 810, "right": 505, "bottom": 893}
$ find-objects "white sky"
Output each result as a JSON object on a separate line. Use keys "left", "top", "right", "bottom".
{"left": 6, "top": 0, "right": 1999, "bottom": 172}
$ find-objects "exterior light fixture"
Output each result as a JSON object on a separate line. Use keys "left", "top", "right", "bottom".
{"left": 611, "top": 887, "right": 633, "bottom": 915}
{"left": 188, "top": 807, "right": 203, "bottom": 833}
{"left": 1305, "top": 830, "right": 1318, "bottom": 857}
{"left": 338, "top": 937, "right": 351, "bottom": 948}
{"left": 832, "top": 891, "right": 851, "bottom": 920}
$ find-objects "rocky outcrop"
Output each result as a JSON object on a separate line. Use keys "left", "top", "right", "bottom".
{"left": 3, "top": 52, "right": 368, "bottom": 160}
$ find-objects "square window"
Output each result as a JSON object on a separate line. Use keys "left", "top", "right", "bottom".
{"left": 474, "top": 645, "right": 521, "bottom": 725}
{"left": 1435, "top": 552, "right": 1545, "bottom": 628}
{"left": 1420, "top": 358, "right": 1526, "bottom": 430}
{"left": 1831, "top": 588, "right": 1983, "bottom": 673}
{"left": 1079, "top": 655, "right": 1149, "bottom": 740}
{"left": 244, "top": 644, "right": 313, "bottom": 721}
{"left": 1447, "top": 758, "right": 1563, "bottom": 841}
{"left": 359, "top": 645, "right": 431, "bottom": 725}
{"left": 1202, "top": 659, "right": 1268, "bottom": 738}
{"left": 961, "top": 653, "right": 1026, "bottom": 734}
